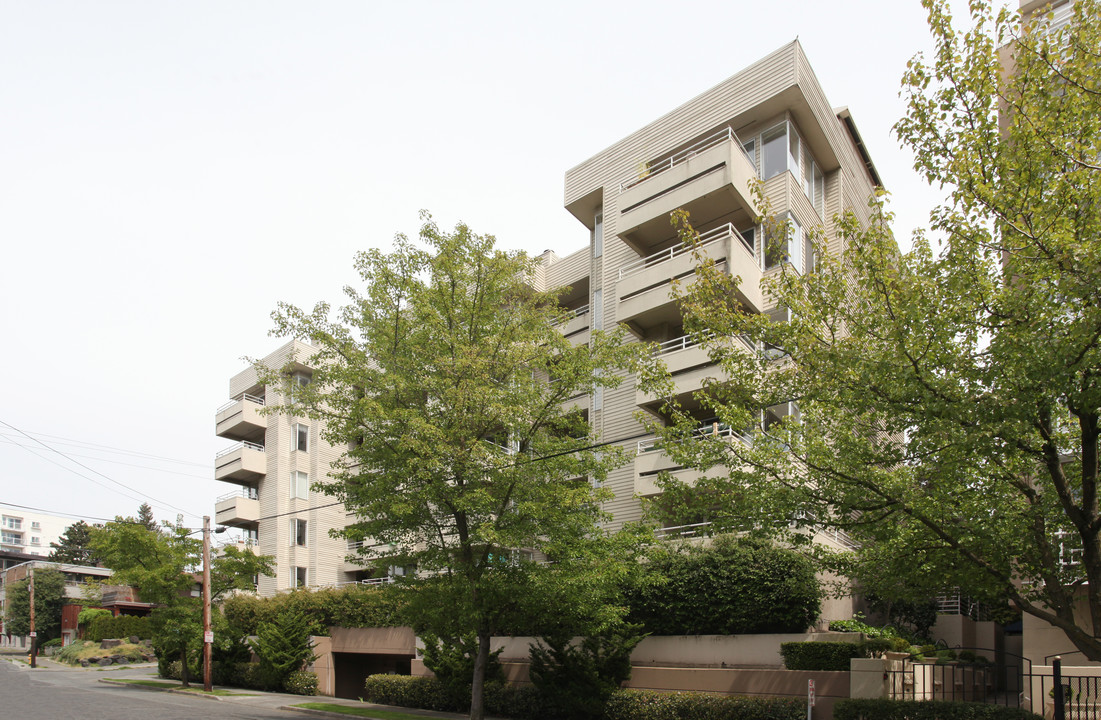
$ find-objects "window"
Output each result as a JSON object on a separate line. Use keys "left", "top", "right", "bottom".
{"left": 292, "top": 519, "right": 307, "bottom": 547}
{"left": 593, "top": 371, "right": 603, "bottom": 412}
{"left": 742, "top": 139, "right": 756, "bottom": 171}
{"left": 592, "top": 289, "right": 603, "bottom": 331}
{"left": 292, "top": 471, "right": 309, "bottom": 500}
{"left": 30, "top": 536, "right": 40, "bottom": 546}
{"left": 592, "top": 210, "right": 603, "bottom": 258}
{"left": 1, "top": 531, "right": 22, "bottom": 545}
{"left": 294, "top": 566, "right": 307, "bottom": 588}
{"left": 761, "top": 124, "right": 788, "bottom": 179}
{"left": 295, "top": 424, "right": 309, "bottom": 452}
{"left": 30, "top": 521, "right": 40, "bottom": 530}
{"left": 2, "top": 517, "right": 22, "bottom": 530}
{"left": 803, "top": 144, "right": 825, "bottom": 216}
{"left": 765, "top": 214, "right": 803, "bottom": 272}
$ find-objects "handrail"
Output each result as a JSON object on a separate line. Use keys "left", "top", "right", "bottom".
{"left": 656, "top": 521, "right": 713, "bottom": 539}
{"left": 216, "top": 392, "right": 266, "bottom": 414}
{"left": 214, "top": 440, "right": 265, "bottom": 460}
{"left": 652, "top": 331, "right": 759, "bottom": 358}
{"left": 617, "top": 224, "right": 754, "bottom": 281}
{"left": 216, "top": 487, "right": 258, "bottom": 503}
{"left": 637, "top": 423, "right": 750, "bottom": 454}
{"left": 618, "top": 127, "right": 757, "bottom": 193}
{"left": 551, "top": 304, "right": 590, "bottom": 327}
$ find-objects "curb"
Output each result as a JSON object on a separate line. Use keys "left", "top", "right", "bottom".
{"left": 98, "top": 677, "right": 223, "bottom": 701}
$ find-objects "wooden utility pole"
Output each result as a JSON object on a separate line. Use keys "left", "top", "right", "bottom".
{"left": 202, "top": 515, "right": 213, "bottom": 692}
{"left": 28, "top": 565, "right": 36, "bottom": 668}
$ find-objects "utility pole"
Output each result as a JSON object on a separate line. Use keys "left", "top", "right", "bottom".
{"left": 202, "top": 515, "right": 213, "bottom": 693}
{"left": 28, "top": 565, "right": 36, "bottom": 668}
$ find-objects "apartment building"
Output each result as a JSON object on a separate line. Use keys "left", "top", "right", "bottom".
{"left": 536, "top": 40, "right": 881, "bottom": 540}
{"left": 0, "top": 507, "right": 72, "bottom": 557}
{"left": 213, "top": 340, "right": 367, "bottom": 597}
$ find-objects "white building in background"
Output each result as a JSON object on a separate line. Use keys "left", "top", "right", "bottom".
{"left": 0, "top": 506, "right": 72, "bottom": 557}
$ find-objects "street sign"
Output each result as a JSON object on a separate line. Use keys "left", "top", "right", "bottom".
{"left": 29, "top": 631, "right": 37, "bottom": 638}
{"left": 204, "top": 631, "right": 214, "bottom": 644}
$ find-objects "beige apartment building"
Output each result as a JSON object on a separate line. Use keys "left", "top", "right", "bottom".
{"left": 540, "top": 39, "right": 880, "bottom": 539}
{"left": 215, "top": 40, "right": 878, "bottom": 597}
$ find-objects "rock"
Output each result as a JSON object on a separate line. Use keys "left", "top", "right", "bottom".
{"left": 143, "top": 654, "right": 156, "bottom": 663}
{"left": 97, "top": 658, "right": 112, "bottom": 666}
{"left": 80, "top": 659, "right": 90, "bottom": 667}
{"left": 100, "top": 639, "right": 122, "bottom": 649}
{"left": 128, "top": 636, "right": 139, "bottom": 644}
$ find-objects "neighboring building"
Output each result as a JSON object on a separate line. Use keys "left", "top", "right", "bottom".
{"left": 0, "top": 506, "right": 73, "bottom": 557}
{"left": 215, "top": 42, "right": 881, "bottom": 606}
{"left": 549, "top": 39, "right": 880, "bottom": 545}
{"left": 214, "top": 340, "right": 371, "bottom": 596}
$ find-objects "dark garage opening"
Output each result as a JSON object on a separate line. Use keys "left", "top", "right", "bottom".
{"left": 333, "top": 652, "right": 413, "bottom": 699}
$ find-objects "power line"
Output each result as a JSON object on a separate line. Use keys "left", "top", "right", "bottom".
{"left": 0, "top": 501, "right": 180, "bottom": 528}
{"left": 0, "top": 438, "right": 211, "bottom": 480}
{"left": 0, "top": 419, "right": 201, "bottom": 520}
{"left": 0, "top": 430, "right": 209, "bottom": 468}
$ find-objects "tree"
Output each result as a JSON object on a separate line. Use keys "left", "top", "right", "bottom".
{"left": 48, "top": 520, "right": 101, "bottom": 565}
{"left": 645, "top": 0, "right": 1101, "bottom": 660}
{"left": 250, "top": 608, "right": 317, "bottom": 691}
{"left": 137, "top": 503, "right": 160, "bottom": 534}
{"left": 3, "top": 567, "right": 66, "bottom": 641}
{"left": 264, "top": 213, "right": 653, "bottom": 719}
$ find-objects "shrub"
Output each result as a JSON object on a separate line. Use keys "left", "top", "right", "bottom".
{"left": 78, "top": 607, "right": 112, "bottom": 627}
{"left": 529, "top": 625, "right": 646, "bottom": 720}
{"left": 363, "top": 674, "right": 455, "bottom": 712}
{"left": 87, "top": 614, "right": 151, "bottom": 642}
{"left": 250, "top": 608, "right": 317, "bottom": 691}
{"left": 420, "top": 632, "right": 504, "bottom": 711}
{"left": 483, "top": 683, "right": 544, "bottom": 719}
{"left": 603, "top": 689, "right": 804, "bottom": 720}
{"left": 283, "top": 670, "right": 319, "bottom": 695}
{"left": 834, "top": 699, "right": 1041, "bottom": 720}
{"left": 41, "top": 637, "right": 64, "bottom": 649}
{"left": 222, "top": 583, "right": 407, "bottom": 636}
{"left": 627, "top": 535, "right": 821, "bottom": 635}
{"left": 780, "top": 641, "right": 866, "bottom": 671}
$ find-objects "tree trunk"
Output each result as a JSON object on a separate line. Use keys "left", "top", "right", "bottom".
{"left": 179, "top": 648, "right": 190, "bottom": 687}
{"left": 468, "top": 628, "right": 491, "bottom": 720}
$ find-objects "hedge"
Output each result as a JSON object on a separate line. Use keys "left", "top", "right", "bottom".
{"left": 779, "top": 641, "right": 867, "bottom": 671}
{"left": 87, "top": 614, "right": 152, "bottom": 642}
{"left": 603, "top": 690, "right": 804, "bottom": 720}
{"left": 222, "top": 583, "right": 406, "bottom": 636}
{"left": 834, "top": 699, "right": 1042, "bottom": 720}
{"left": 363, "top": 675, "right": 461, "bottom": 712}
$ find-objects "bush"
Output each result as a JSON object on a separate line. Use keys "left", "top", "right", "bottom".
{"left": 627, "top": 535, "right": 821, "bottom": 635}
{"left": 603, "top": 689, "right": 804, "bottom": 720}
{"left": 250, "top": 608, "right": 317, "bottom": 691}
{"left": 420, "top": 632, "right": 504, "bottom": 711}
{"left": 834, "top": 699, "right": 1042, "bottom": 720}
{"left": 363, "top": 674, "right": 456, "bottom": 712}
{"left": 78, "top": 607, "right": 112, "bottom": 626}
{"left": 87, "top": 614, "right": 152, "bottom": 642}
{"left": 222, "top": 583, "right": 407, "bottom": 636}
{"left": 283, "top": 670, "right": 319, "bottom": 695}
{"left": 529, "top": 625, "right": 646, "bottom": 720}
{"left": 483, "top": 683, "right": 544, "bottom": 719}
{"left": 41, "top": 637, "right": 64, "bottom": 649}
{"left": 780, "top": 641, "right": 866, "bottom": 671}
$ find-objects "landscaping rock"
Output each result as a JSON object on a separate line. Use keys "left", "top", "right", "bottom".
{"left": 80, "top": 659, "right": 90, "bottom": 667}
{"left": 100, "top": 639, "right": 122, "bottom": 649}
{"left": 128, "top": 636, "right": 139, "bottom": 644}
{"left": 96, "top": 658, "right": 112, "bottom": 666}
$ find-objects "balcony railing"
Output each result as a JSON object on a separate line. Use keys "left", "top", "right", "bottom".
{"left": 656, "top": 521, "right": 713, "bottom": 539}
{"left": 551, "top": 304, "right": 590, "bottom": 327}
{"left": 216, "top": 392, "right": 266, "bottom": 414}
{"left": 215, "top": 440, "right": 265, "bottom": 460}
{"left": 216, "top": 487, "right": 258, "bottom": 502}
{"left": 618, "top": 127, "right": 756, "bottom": 193}
{"left": 637, "top": 424, "right": 750, "bottom": 454}
{"left": 618, "top": 224, "right": 754, "bottom": 281}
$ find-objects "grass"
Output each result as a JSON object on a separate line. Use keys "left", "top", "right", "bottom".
{"left": 111, "top": 678, "right": 253, "bottom": 696}
{"left": 292, "top": 703, "right": 439, "bottom": 720}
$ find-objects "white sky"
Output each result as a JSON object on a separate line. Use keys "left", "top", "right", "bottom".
{"left": 1, "top": 0, "right": 993, "bottom": 534}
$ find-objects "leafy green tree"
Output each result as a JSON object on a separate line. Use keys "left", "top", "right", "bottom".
{"left": 3, "top": 566, "right": 66, "bottom": 641}
{"left": 250, "top": 608, "right": 317, "bottom": 691}
{"left": 48, "top": 520, "right": 101, "bottom": 565}
{"left": 263, "top": 213, "right": 653, "bottom": 719}
{"left": 645, "top": 0, "right": 1101, "bottom": 660}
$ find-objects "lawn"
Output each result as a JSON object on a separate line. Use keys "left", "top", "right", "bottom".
{"left": 112, "top": 678, "right": 253, "bottom": 696}
{"left": 292, "top": 703, "right": 443, "bottom": 720}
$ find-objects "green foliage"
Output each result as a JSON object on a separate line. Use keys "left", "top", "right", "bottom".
{"left": 54, "top": 640, "right": 148, "bottom": 666}
{"left": 779, "top": 641, "right": 867, "bottom": 671}
{"left": 48, "top": 520, "right": 101, "bottom": 565}
{"left": 647, "top": 0, "right": 1101, "bottom": 661}
{"left": 283, "top": 670, "right": 319, "bottom": 696}
{"left": 250, "top": 608, "right": 317, "bottom": 691}
{"left": 78, "top": 607, "right": 112, "bottom": 626}
{"left": 602, "top": 689, "right": 804, "bottom": 720}
{"left": 834, "top": 699, "right": 1041, "bottom": 720}
{"left": 87, "top": 614, "right": 152, "bottom": 642}
{"left": 151, "top": 602, "right": 202, "bottom": 684}
{"left": 528, "top": 624, "right": 646, "bottom": 720}
{"left": 627, "top": 535, "right": 820, "bottom": 635}
{"left": 420, "top": 632, "right": 504, "bottom": 712}
{"left": 363, "top": 675, "right": 458, "bottom": 713}
{"left": 264, "top": 213, "right": 656, "bottom": 719}
{"left": 221, "top": 583, "right": 407, "bottom": 636}
{"left": 210, "top": 544, "right": 275, "bottom": 600}
{"left": 41, "top": 637, "right": 64, "bottom": 649}
{"left": 864, "top": 594, "right": 938, "bottom": 641}
{"left": 3, "top": 567, "right": 65, "bottom": 641}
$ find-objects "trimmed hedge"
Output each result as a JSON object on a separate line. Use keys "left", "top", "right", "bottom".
{"left": 363, "top": 675, "right": 458, "bottom": 712}
{"left": 222, "top": 583, "right": 406, "bottom": 636}
{"left": 87, "top": 614, "right": 152, "bottom": 642}
{"left": 779, "top": 641, "right": 866, "bottom": 671}
{"left": 604, "top": 690, "right": 804, "bottom": 720}
{"left": 834, "top": 699, "right": 1042, "bottom": 720}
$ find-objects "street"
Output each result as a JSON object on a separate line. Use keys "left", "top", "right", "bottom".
{"left": 0, "top": 659, "right": 304, "bottom": 720}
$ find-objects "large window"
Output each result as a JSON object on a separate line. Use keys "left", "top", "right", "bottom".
{"left": 293, "top": 471, "right": 309, "bottom": 500}
{"left": 292, "top": 519, "right": 307, "bottom": 547}
{"left": 764, "top": 213, "right": 803, "bottom": 272}
{"left": 757, "top": 120, "right": 825, "bottom": 216}
{"left": 1, "top": 531, "right": 22, "bottom": 545}
{"left": 294, "top": 566, "right": 307, "bottom": 588}
{"left": 761, "top": 124, "right": 789, "bottom": 180}
{"left": 2, "top": 517, "right": 22, "bottom": 530}
{"left": 295, "top": 424, "right": 309, "bottom": 452}
{"left": 592, "top": 289, "right": 603, "bottom": 331}
{"left": 592, "top": 210, "right": 603, "bottom": 258}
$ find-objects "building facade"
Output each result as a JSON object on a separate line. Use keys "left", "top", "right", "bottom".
{"left": 214, "top": 340, "right": 368, "bottom": 596}
{"left": 0, "top": 506, "right": 74, "bottom": 557}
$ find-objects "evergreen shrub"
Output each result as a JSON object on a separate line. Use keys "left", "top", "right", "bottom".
{"left": 779, "top": 641, "right": 866, "bottom": 671}
{"left": 87, "top": 614, "right": 151, "bottom": 642}
{"left": 603, "top": 689, "right": 804, "bottom": 720}
{"left": 834, "top": 699, "right": 1042, "bottom": 720}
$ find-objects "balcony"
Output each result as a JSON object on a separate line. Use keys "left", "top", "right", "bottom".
{"left": 633, "top": 427, "right": 747, "bottom": 496}
{"left": 616, "top": 225, "right": 763, "bottom": 329}
{"left": 555, "top": 304, "right": 590, "bottom": 338}
{"left": 343, "top": 539, "right": 396, "bottom": 573}
{"left": 215, "top": 392, "right": 267, "bottom": 442}
{"left": 214, "top": 441, "right": 266, "bottom": 484}
{"left": 215, "top": 488, "right": 260, "bottom": 526}
{"left": 617, "top": 128, "right": 760, "bottom": 251}
{"left": 636, "top": 333, "right": 757, "bottom": 405}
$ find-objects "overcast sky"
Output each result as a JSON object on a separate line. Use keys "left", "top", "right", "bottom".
{"left": 1, "top": 0, "right": 993, "bottom": 535}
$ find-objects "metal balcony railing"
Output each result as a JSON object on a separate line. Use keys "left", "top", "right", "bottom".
{"left": 618, "top": 127, "right": 757, "bottom": 193}
{"left": 617, "top": 224, "right": 755, "bottom": 281}
{"left": 216, "top": 487, "right": 258, "bottom": 503}
{"left": 551, "top": 304, "right": 590, "bottom": 327}
{"left": 214, "top": 440, "right": 265, "bottom": 460}
{"left": 216, "top": 392, "right": 266, "bottom": 414}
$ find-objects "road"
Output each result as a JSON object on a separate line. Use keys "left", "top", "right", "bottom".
{"left": 0, "top": 659, "right": 304, "bottom": 720}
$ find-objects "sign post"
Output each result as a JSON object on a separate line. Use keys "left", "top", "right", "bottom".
{"left": 807, "top": 678, "right": 815, "bottom": 720}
